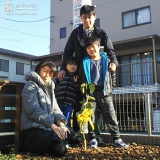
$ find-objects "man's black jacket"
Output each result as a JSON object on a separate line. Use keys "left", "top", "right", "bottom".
{"left": 61, "top": 24, "right": 118, "bottom": 71}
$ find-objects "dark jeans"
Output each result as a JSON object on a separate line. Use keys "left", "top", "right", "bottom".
{"left": 89, "top": 91, "right": 120, "bottom": 139}
{"left": 88, "top": 101, "right": 103, "bottom": 140}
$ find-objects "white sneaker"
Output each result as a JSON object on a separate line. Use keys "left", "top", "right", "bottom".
{"left": 112, "top": 138, "right": 129, "bottom": 149}
{"left": 65, "top": 144, "right": 69, "bottom": 148}
{"left": 90, "top": 138, "right": 98, "bottom": 149}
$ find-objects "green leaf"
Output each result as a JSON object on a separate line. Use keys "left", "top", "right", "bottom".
{"left": 88, "top": 96, "right": 96, "bottom": 101}
{"left": 88, "top": 83, "right": 95, "bottom": 94}
{"left": 80, "top": 100, "right": 86, "bottom": 104}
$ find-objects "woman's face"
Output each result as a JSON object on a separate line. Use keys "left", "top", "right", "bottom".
{"left": 39, "top": 65, "right": 54, "bottom": 83}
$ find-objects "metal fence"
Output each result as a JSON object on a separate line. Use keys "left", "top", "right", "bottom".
{"left": 101, "top": 86, "right": 160, "bottom": 135}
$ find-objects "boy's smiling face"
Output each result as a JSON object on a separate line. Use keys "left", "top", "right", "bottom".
{"left": 86, "top": 43, "right": 100, "bottom": 60}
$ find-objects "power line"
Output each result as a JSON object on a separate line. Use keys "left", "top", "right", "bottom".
{"left": 1, "top": 27, "right": 53, "bottom": 40}
{"left": 0, "top": 16, "right": 51, "bottom": 23}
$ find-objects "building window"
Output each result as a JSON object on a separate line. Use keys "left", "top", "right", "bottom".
{"left": 16, "top": 62, "right": 24, "bottom": 75}
{"left": 60, "top": 27, "right": 66, "bottom": 38}
{"left": 119, "top": 52, "right": 153, "bottom": 86}
{"left": 0, "top": 59, "right": 9, "bottom": 72}
{"left": 94, "top": 18, "right": 100, "bottom": 28}
{"left": 122, "top": 6, "right": 151, "bottom": 28}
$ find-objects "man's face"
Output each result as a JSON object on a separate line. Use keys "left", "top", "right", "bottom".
{"left": 81, "top": 14, "right": 96, "bottom": 30}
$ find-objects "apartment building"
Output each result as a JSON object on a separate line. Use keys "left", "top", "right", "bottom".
{"left": 49, "top": 0, "right": 160, "bottom": 133}
{"left": 0, "top": 48, "right": 37, "bottom": 83}
{"left": 50, "top": 0, "right": 160, "bottom": 85}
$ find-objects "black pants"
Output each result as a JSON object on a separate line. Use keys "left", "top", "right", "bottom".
{"left": 19, "top": 128, "right": 80, "bottom": 157}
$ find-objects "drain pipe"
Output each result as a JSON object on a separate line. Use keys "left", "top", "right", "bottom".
{"left": 146, "top": 93, "right": 152, "bottom": 136}
{"left": 152, "top": 36, "right": 157, "bottom": 84}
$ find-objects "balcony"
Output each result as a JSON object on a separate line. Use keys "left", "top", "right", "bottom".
{"left": 0, "top": 71, "right": 10, "bottom": 79}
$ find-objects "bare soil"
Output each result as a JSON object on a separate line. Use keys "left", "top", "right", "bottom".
{"left": 15, "top": 142, "right": 160, "bottom": 160}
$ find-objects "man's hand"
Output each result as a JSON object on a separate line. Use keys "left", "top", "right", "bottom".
{"left": 109, "top": 62, "right": 116, "bottom": 72}
{"left": 57, "top": 70, "right": 66, "bottom": 81}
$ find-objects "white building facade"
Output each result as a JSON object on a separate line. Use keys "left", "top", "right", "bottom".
{"left": 50, "top": 0, "right": 160, "bottom": 86}
{"left": 0, "top": 48, "right": 37, "bottom": 83}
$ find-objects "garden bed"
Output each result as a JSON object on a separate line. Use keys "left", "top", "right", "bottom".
{"left": 14, "top": 142, "right": 160, "bottom": 160}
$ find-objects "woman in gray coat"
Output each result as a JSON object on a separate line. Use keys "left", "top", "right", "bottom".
{"left": 20, "top": 61, "right": 80, "bottom": 157}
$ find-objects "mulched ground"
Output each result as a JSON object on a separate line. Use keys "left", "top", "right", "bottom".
{"left": 15, "top": 142, "right": 160, "bottom": 160}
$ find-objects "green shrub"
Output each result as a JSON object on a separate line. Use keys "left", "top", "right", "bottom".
{"left": 0, "top": 152, "right": 17, "bottom": 160}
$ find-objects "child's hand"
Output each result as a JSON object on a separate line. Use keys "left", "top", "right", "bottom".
{"left": 73, "top": 76, "right": 78, "bottom": 82}
{"left": 109, "top": 62, "right": 116, "bottom": 72}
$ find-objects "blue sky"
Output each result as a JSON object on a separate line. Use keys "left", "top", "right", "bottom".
{"left": 0, "top": 0, "right": 50, "bottom": 56}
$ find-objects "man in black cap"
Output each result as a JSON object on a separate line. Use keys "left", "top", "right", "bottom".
{"left": 57, "top": 5, "right": 128, "bottom": 149}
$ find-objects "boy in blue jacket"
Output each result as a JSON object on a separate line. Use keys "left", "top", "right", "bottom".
{"left": 77, "top": 36, "right": 129, "bottom": 149}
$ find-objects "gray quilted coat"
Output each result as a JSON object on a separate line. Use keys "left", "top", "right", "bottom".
{"left": 20, "top": 70, "right": 67, "bottom": 131}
